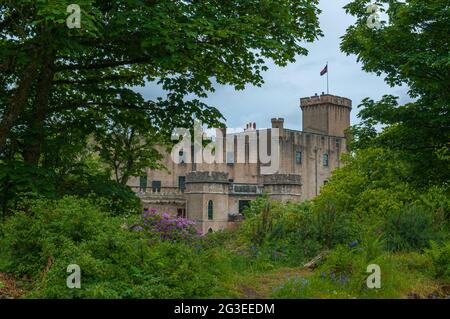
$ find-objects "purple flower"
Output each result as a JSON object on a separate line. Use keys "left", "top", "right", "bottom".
{"left": 134, "top": 209, "right": 198, "bottom": 242}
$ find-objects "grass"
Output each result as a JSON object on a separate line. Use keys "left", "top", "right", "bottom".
{"left": 1, "top": 255, "right": 446, "bottom": 299}
{"left": 270, "top": 253, "right": 443, "bottom": 299}
{"left": 210, "top": 245, "right": 448, "bottom": 299}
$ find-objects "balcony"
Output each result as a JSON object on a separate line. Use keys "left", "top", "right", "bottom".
{"left": 229, "top": 183, "right": 263, "bottom": 195}
{"left": 131, "top": 186, "right": 186, "bottom": 205}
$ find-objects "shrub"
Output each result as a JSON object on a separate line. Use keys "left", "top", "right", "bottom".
{"left": 425, "top": 241, "right": 450, "bottom": 281}
{"left": 0, "top": 160, "right": 141, "bottom": 219}
{"left": 384, "top": 205, "right": 443, "bottom": 252}
{"left": 136, "top": 208, "right": 200, "bottom": 243}
{"left": 0, "top": 197, "right": 233, "bottom": 298}
{"left": 59, "top": 173, "right": 142, "bottom": 216}
{"left": 0, "top": 196, "right": 116, "bottom": 277}
{"left": 0, "top": 161, "right": 57, "bottom": 219}
{"left": 238, "top": 198, "right": 323, "bottom": 265}
{"left": 29, "top": 240, "right": 229, "bottom": 299}
{"left": 310, "top": 198, "right": 356, "bottom": 248}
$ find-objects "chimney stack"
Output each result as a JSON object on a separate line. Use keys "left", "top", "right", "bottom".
{"left": 271, "top": 118, "right": 284, "bottom": 129}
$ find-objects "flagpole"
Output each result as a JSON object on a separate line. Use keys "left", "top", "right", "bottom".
{"left": 327, "top": 62, "right": 329, "bottom": 94}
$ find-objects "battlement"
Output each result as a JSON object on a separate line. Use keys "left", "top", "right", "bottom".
{"left": 263, "top": 174, "right": 301, "bottom": 185}
{"left": 186, "top": 171, "right": 229, "bottom": 184}
{"left": 300, "top": 94, "right": 352, "bottom": 109}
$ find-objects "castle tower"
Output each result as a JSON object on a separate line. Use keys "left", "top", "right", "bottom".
{"left": 300, "top": 93, "right": 352, "bottom": 137}
{"left": 185, "top": 171, "right": 230, "bottom": 234}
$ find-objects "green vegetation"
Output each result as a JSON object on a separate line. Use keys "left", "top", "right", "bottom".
{"left": 0, "top": 0, "right": 449, "bottom": 299}
{"left": 0, "top": 149, "right": 448, "bottom": 298}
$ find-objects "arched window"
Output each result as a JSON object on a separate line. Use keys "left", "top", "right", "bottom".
{"left": 295, "top": 151, "right": 302, "bottom": 164}
{"left": 323, "top": 153, "right": 329, "bottom": 167}
{"left": 207, "top": 200, "right": 214, "bottom": 220}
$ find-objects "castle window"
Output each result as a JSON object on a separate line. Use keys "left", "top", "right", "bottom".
{"left": 177, "top": 208, "right": 186, "bottom": 218}
{"left": 239, "top": 200, "right": 251, "bottom": 214}
{"left": 178, "top": 176, "right": 186, "bottom": 191}
{"left": 191, "top": 145, "right": 197, "bottom": 171}
{"left": 207, "top": 200, "right": 214, "bottom": 220}
{"left": 139, "top": 176, "right": 147, "bottom": 192}
{"left": 323, "top": 154, "right": 329, "bottom": 167}
{"left": 226, "top": 151, "right": 234, "bottom": 165}
{"left": 152, "top": 180, "right": 161, "bottom": 192}
{"left": 295, "top": 151, "right": 302, "bottom": 164}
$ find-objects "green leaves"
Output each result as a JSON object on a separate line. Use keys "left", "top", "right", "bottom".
{"left": 1, "top": 0, "right": 322, "bottom": 183}
{"left": 342, "top": 0, "right": 450, "bottom": 187}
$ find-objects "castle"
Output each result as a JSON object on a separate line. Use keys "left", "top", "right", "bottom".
{"left": 128, "top": 93, "right": 352, "bottom": 233}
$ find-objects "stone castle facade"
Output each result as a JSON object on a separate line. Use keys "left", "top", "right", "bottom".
{"left": 128, "top": 93, "right": 352, "bottom": 233}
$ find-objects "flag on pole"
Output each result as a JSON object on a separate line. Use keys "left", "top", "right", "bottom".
{"left": 320, "top": 64, "right": 328, "bottom": 76}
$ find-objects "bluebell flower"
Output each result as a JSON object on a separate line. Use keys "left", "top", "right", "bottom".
{"left": 348, "top": 240, "right": 360, "bottom": 249}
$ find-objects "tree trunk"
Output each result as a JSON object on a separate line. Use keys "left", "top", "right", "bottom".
{"left": 22, "top": 55, "right": 56, "bottom": 165}
{"left": 0, "top": 61, "right": 39, "bottom": 153}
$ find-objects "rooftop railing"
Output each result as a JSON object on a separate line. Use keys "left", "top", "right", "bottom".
{"left": 131, "top": 186, "right": 185, "bottom": 197}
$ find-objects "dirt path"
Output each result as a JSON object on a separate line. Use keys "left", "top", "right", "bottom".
{"left": 237, "top": 267, "right": 312, "bottom": 299}
{"left": 0, "top": 273, "right": 25, "bottom": 299}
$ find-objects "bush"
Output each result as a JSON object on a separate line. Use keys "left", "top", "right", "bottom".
{"left": 238, "top": 198, "right": 323, "bottom": 265}
{"left": 425, "top": 241, "right": 450, "bottom": 281}
{"left": 0, "top": 160, "right": 141, "bottom": 219}
{"left": 135, "top": 208, "right": 200, "bottom": 243}
{"left": 29, "top": 240, "right": 230, "bottom": 298}
{"left": 384, "top": 205, "right": 443, "bottom": 252}
{"left": 59, "top": 173, "right": 142, "bottom": 216}
{"left": 310, "top": 197, "right": 356, "bottom": 248}
{"left": 0, "top": 196, "right": 116, "bottom": 277}
{"left": 0, "top": 197, "right": 234, "bottom": 298}
{"left": 0, "top": 161, "right": 57, "bottom": 219}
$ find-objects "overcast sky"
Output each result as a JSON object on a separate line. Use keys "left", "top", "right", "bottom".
{"left": 136, "top": 0, "right": 411, "bottom": 132}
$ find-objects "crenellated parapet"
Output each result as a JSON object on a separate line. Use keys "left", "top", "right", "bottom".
{"left": 300, "top": 94, "right": 352, "bottom": 109}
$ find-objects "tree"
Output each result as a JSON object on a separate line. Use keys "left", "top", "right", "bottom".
{"left": 341, "top": 0, "right": 450, "bottom": 186}
{"left": 0, "top": 0, "right": 323, "bottom": 166}
{"left": 93, "top": 107, "right": 165, "bottom": 185}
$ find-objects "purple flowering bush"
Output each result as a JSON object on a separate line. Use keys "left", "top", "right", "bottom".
{"left": 137, "top": 209, "right": 200, "bottom": 242}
